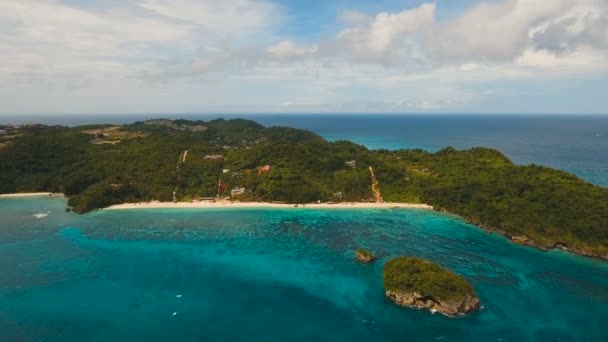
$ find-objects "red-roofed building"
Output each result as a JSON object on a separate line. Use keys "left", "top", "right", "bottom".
{"left": 258, "top": 165, "right": 271, "bottom": 175}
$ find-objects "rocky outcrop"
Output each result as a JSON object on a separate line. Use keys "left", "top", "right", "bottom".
{"left": 355, "top": 249, "right": 378, "bottom": 263}
{"left": 434, "top": 205, "right": 608, "bottom": 262}
{"left": 510, "top": 235, "right": 608, "bottom": 260}
{"left": 383, "top": 257, "right": 481, "bottom": 317}
{"left": 511, "top": 235, "right": 539, "bottom": 248}
{"left": 385, "top": 290, "right": 480, "bottom": 317}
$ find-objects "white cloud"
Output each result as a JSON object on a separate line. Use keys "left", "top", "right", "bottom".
{"left": 0, "top": 0, "right": 191, "bottom": 83}
{"left": 528, "top": 1, "right": 608, "bottom": 54}
{"left": 516, "top": 47, "right": 608, "bottom": 71}
{"left": 138, "top": 0, "right": 279, "bottom": 37}
{"left": 331, "top": 0, "right": 607, "bottom": 70}
{"left": 2, "top": 0, "right": 606, "bottom": 83}
{"left": 431, "top": 0, "right": 566, "bottom": 62}
{"left": 268, "top": 40, "right": 318, "bottom": 60}
{"left": 325, "top": 3, "right": 435, "bottom": 65}
{"left": 0, "top": 0, "right": 280, "bottom": 85}
{"left": 364, "top": 3, "right": 435, "bottom": 53}
{"left": 257, "top": 0, "right": 607, "bottom": 89}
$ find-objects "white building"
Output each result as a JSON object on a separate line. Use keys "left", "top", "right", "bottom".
{"left": 231, "top": 187, "right": 246, "bottom": 196}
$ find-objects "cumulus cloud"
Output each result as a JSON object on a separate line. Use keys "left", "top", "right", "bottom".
{"left": 268, "top": 40, "right": 318, "bottom": 60}
{"left": 326, "top": 3, "right": 436, "bottom": 65}
{"left": 279, "top": 0, "right": 608, "bottom": 72}
{"left": 529, "top": 2, "right": 608, "bottom": 54}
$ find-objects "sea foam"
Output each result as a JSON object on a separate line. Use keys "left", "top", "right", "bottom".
{"left": 33, "top": 211, "right": 51, "bottom": 219}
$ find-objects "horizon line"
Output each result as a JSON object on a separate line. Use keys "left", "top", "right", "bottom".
{"left": 2, "top": 112, "right": 608, "bottom": 118}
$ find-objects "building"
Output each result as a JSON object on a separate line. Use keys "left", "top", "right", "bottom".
{"left": 231, "top": 187, "right": 246, "bottom": 197}
{"left": 204, "top": 155, "right": 224, "bottom": 160}
{"left": 345, "top": 160, "right": 357, "bottom": 168}
{"left": 222, "top": 169, "right": 230, "bottom": 174}
{"left": 258, "top": 165, "right": 272, "bottom": 175}
{"left": 188, "top": 125, "right": 208, "bottom": 133}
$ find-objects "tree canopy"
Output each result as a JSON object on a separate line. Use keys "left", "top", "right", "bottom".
{"left": 383, "top": 257, "right": 476, "bottom": 302}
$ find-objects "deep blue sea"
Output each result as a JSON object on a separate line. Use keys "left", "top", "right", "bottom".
{"left": 1, "top": 114, "right": 607, "bottom": 341}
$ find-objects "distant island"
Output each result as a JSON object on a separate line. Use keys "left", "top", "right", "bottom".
{"left": 0, "top": 118, "right": 607, "bottom": 260}
{"left": 383, "top": 257, "right": 480, "bottom": 317}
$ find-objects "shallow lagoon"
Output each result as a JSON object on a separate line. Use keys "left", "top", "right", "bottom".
{"left": 1, "top": 196, "right": 607, "bottom": 341}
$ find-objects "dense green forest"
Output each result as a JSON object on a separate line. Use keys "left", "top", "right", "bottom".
{"left": 0, "top": 119, "right": 607, "bottom": 259}
{"left": 383, "top": 257, "right": 476, "bottom": 302}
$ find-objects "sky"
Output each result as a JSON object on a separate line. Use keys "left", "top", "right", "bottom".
{"left": 0, "top": 0, "right": 607, "bottom": 115}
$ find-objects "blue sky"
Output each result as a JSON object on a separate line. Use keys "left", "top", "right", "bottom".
{"left": 0, "top": 0, "right": 607, "bottom": 115}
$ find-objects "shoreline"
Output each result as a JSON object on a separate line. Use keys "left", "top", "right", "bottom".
{"left": 106, "top": 200, "right": 434, "bottom": 210}
{"left": 0, "top": 192, "right": 63, "bottom": 198}
{"left": 2, "top": 193, "right": 604, "bottom": 261}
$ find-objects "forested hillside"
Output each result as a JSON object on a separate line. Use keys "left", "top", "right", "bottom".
{"left": 1, "top": 119, "right": 606, "bottom": 259}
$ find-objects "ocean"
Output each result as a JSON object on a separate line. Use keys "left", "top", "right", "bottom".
{"left": 1, "top": 196, "right": 607, "bottom": 341}
{"left": 1, "top": 114, "right": 607, "bottom": 341}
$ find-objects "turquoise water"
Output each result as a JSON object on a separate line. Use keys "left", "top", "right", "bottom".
{"left": 1, "top": 196, "right": 607, "bottom": 341}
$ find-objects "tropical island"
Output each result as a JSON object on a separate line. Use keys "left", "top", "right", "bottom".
{"left": 383, "top": 257, "right": 481, "bottom": 317}
{"left": 0, "top": 118, "right": 607, "bottom": 260}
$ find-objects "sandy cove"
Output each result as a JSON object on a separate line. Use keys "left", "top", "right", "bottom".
{"left": 106, "top": 200, "right": 433, "bottom": 210}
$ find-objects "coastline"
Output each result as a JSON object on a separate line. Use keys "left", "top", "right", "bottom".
{"left": 105, "top": 200, "right": 434, "bottom": 210}
{"left": 0, "top": 192, "right": 608, "bottom": 261}
{"left": 2, "top": 193, "right": 604, "bottom": 261}
{"left": 0, "top": 192, "right": 62, "bottom": 198}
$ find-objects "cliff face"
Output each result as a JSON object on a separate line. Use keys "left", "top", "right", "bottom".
{"left": 385, "top": 290, "right": 480, "bottom": 317}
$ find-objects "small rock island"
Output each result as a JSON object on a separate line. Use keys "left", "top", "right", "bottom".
{"left": 355, "top": 249, "right": 378, "bottom": 263}
{"left": 383, "top": 257, "right": 480, "bottom": 317}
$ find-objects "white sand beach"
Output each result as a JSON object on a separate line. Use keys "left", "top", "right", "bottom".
{"left": 0, "top": 193, "right": 433, "bottom": 211}
{"left": 106, "top": 200, "right": 433, "bottom": 210}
